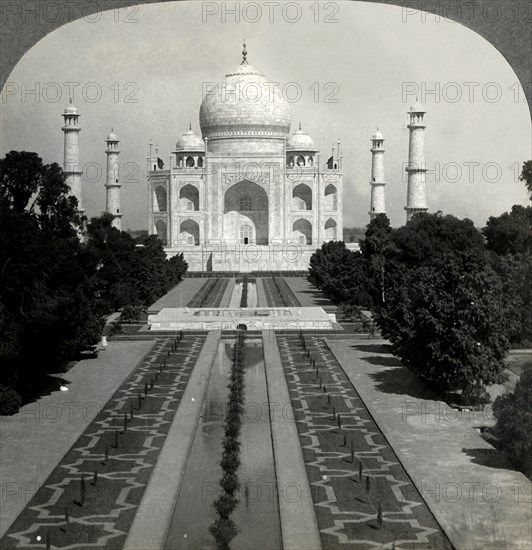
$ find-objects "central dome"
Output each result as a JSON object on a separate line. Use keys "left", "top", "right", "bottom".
{"left": 199, "top": 59, "right": 291, "bottom": 140}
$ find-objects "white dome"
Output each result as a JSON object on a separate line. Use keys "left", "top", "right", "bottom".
{"left": 199, "top": 61, "right": 291, "bottom": 140}
{"left": 287, "top": 128, "right": 316, "bottom": 151}
{"left": 106, "top": 130, "right": 118, "bottom": 141}
{"left": 372, "top": 130, "right": 383, "bottom": 140}
{"left": 64, "top": 103, "right": 78, "bottom": 114}
{"left": 410, "top": 101, "right": 425, "bottom": 112}
{"left": 176, "top": 128, "right": 205, "bottom": 152}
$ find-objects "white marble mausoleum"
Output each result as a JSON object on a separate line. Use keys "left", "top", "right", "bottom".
{"left": 147, "top": 44, "right": 343, "bottom": 272}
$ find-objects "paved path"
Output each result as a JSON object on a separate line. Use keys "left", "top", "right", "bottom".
{"left": 256, "top": 278, "right": 267, "bottom": 306}
{"left": 277, "top": 334, "right": 450, "bottom": 549}
{"left": 148, "top": 279, "right": 206, "bottom": 312}
{"left": 125, "top": 332, "right": 220, "bottom": 550}
{"left": 262, "top": 330, "right": 321, "bottom": 550}
{"left": 218, "top": 277, "right": 235, "bottom": 307}
{"left": 0, "top": 340, "right": 155, "bottom": 537}
{"left": 1, "top": 336, "right": 206, "bottom": 549}
{"left": 326, "top": 338, "right": 532, "bottom": 550}
{"left": 284, "top": 278, "right": 336, "bottom": 312}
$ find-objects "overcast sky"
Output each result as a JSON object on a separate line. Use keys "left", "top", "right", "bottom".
{"left": 1, "top": 1, "right": 530, "bottom": 231}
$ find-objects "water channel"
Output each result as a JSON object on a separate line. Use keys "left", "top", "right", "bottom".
{"left": 164, "top": 337, "right": 281, "bottom": 549}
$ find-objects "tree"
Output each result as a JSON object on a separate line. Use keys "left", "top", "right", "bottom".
{"left": 483, "top": 205, "right": 532, "bottom": 255}
{"left": 0, "top": 151, "right": 102, "bottom": 403}
{"left": 309, "top": 241, "right": 372, "bottom": 306}
{"left": 375, "top": 213, "right": 516, "bottom": 398}
{"left": 492, "top": 369, "right": 532, "bottom": 477}
{"left": 359, "top": 214, "right": 396, "bottom": 304}
{"left": 489, "top": 252, "right": 532, "bottom": 345}
{"left": 520, "top": 160, "right": 532, "bottom": 199}
{"left": 86, "top": 214, "right": 188, "bottom": 313}
{"left": 86, "top": 214, "right": 139, "bottom": 311}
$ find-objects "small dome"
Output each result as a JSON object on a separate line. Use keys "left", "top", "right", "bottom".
{"left": 176, "top": 128, "right": 205, "bottom": 152}
{"left": 64, "top": 103, "right": 79, "bottom": 114}
{"left": 410, "top": 101, "right": 425, "bottom": 113}
{"left": 372, "top": 130, "right": 383, "bottom": 140}
{"left": 287, "top": 127, "right": 316, "bottom": 151}
{"left": 106, "top": 130, "right": 119, "bottom": 141}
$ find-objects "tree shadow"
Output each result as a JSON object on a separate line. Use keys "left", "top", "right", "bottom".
{"left": 296, "top": 290, "right": 332, "bottom": 307}
{"left": 363, "top": 355, "right": 404, "bottom": 368}
{"left": 461, "top": 447, "right": 519, "bottom": 472}
{"left": 348, "top": 346, "right": 440, "bottom": 400}
{"left": 366, "top": 367, "right": 439, "bottom": 400}
{"left": 19, "top": 374, "right": 71, "bottom": 407}
{"left": 351, "top": 343, "right": 392, "bottom": 355}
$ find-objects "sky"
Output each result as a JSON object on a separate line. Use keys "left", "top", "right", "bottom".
{"left": 0, "top": 1, "right": 530, "bottom": 231}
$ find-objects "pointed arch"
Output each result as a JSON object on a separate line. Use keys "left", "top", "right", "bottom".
{"left": 324, "top": 218, "right": 337, "bottom": 241}
{"left": 180, "top": 184, "right": 199, "bottom": 211}
{"left": 292, "top": 218, "right": 312, "bottom": 245}
{"left": 155, "top": 219, "right": 167, "bottom": 245}
{"left": 224, "top": 180, "right": 268, "bottom": 245}
{"left": 324, "top": 184, "right": 338, "bottom": 210}
{"left": 180, "top": 219, "right": 200, "bottom": 246}
{"left": 154, "top": 185, "right": 167, "bottom": 212}
{"left": 292, "top": 183, "right": 312, "bottom": 210}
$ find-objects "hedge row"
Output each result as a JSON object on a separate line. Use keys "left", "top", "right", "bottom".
{"left": 210, "top": 331, "right": 247, "bottom": 549}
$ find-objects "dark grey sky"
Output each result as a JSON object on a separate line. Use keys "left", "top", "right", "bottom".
{"left": 1, "top": 1, "right": 530, "bottom": 230}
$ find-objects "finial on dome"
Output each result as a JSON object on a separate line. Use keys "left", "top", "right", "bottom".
{"left": 111, "top": 127, "right": 114, "bottom": 132}
{"left": 298, "top": 121, "right": 302, "bottom": 131}
{"left": 241, "top": 39, "right": 248, "bottom": 64}
{"left": 189, "top": 122, "right": 192, "bottom": 131}
{"left": 70, "top": 97, "right": 73, "bottom": 104}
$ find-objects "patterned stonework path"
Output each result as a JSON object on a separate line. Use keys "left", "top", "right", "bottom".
{"left": 1, "top": 335, "right": 206, "bottom": 550}
{"left": 277, "top": 334, "right": 452, "bottom": 550}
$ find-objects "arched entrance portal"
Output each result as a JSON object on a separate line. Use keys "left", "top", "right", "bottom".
{"left": 292, "top": 218, "right": 312, "bottom": 245}
{"left": 155, "top": 219, "right": 167, "bottom": 245}
{"left": 180, "top": 219, "right": 200, "bottom": 246}
{"left": 224, "top": 180, "right": 269, "bottom": 245}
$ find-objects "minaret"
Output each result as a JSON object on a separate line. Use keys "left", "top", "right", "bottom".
{"left": 369, "top": 128, "right": 386, "bottom": 220}
{"left": 61, "top": 100, "right": 83, "bottom": 210}
{"left": 405, "top": 99, "right": 428, "bottom": 222}
{"left": 105, "top": 129, "right": 122, "bottom": 230}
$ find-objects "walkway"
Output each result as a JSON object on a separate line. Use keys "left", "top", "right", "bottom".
{"left": 262, "top": 331, "right": 321, "bottom": 550}
{"left": 284, "top": 277, "right": 336, "bottom": 312}
{"left": 148, "top": 279, "right": 206, "bottom": 312}
{"left": 125, "top": 332, "right": 220, "bottom": 550}
{"left": 277, "top": 334, "right": 450, "bottom": 549}
{"left": 0, "top": 335, "right": 207, "bottom": 549}
{"left": 326, "top": 338, "right": 532, "bottom": 550}
{"left": 0, "top": 340, "right": 155, "bottom": 538}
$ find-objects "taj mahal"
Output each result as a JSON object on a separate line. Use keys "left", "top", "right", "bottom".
{"left": 60, "top": 43, "right": 429, "bottom": 272}
{"left": 147, "top": 43, "right": 345, "bottom": 272}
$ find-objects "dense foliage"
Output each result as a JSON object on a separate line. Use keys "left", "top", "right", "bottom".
{"left": 482, "top": 203, "right": 532, "bottom": 346}
{"left": 309, "top": 210, "right": 526, "bottom": 398}
{"left": 309, "top": 241, "right": 373, "bottom": 306}
{"left": 493, "top": 370, "right": 532, "bottom": 477}
{"left": 86, "top": 213, "right": 187, "bottom": 314}
{"left": 483, "top": 205, "right": 532, "bottom": 256}
{"left": 375, "top": 214, "right": 516, "bottom": 398}
{"left": 0, "top": 151, "right": 187, "bottom": 413}
{"left": 0, "top": 151, "right": 102, "bottom": 405}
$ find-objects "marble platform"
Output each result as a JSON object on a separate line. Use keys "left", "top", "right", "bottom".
{"left": 148, "top": 307, "right": 337, "bottom": 332}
